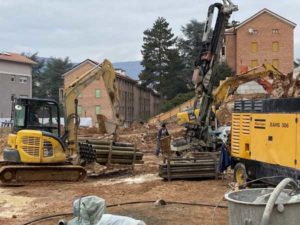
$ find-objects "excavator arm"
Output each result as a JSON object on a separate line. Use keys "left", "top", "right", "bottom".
{"left": 63, "top": 59, "right": 120, "bottom": 157}
{"left": 213, "top": 64, "right": 285, "bottom": 107}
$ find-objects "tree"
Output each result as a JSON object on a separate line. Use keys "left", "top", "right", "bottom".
{"left": 22, "top": 52, "right": 45, "bottom": 98}
{"left": 139, "top": 17, "right": 177, "bottom": 93}
{"left": 42, "top": 57, "right": 73, "bottom": 102}
{"left": 160, "top": 91, "right": 194, "bottom": 113}
{"left": 161, "top": 49, "right": 189, "bottom": 99}
{"left": 177, "top": 20, "right": 206, "bottom": 74}
{"left": 211, "top": 62, "right": 234, "bottom": 87}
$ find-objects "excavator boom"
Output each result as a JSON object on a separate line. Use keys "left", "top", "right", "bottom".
{"left": 63, "top": 59, "right": 120, "bottom": 157}
{"left": 213, "top": 64, "right": 284, "bottom": 107}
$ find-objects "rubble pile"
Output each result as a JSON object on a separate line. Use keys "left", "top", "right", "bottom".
{"left": 118, "top": 121, "right": 185, "bottom": 153}
{"left": 216, "top": 71, "right": 300, "bottom": 125}
{"left": 216, "top": 93, "right": 267, "bottom": 125}
{"left": 0, "top": 128, "right": 10, "bottom": 157}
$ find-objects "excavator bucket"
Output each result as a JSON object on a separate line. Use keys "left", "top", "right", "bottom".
{"left": 97, "top": 114, "right": 118, "bottom": 134}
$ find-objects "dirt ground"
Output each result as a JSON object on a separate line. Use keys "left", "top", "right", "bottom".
{"left": 0, "top": 125, "right": 231, "bottom": 225}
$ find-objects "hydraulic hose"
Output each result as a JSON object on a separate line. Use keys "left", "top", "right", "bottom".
{"left": 21, "top": 199, "right": 228, "bottom": 225}
{"left": 260, "top": 178, "right": 298, "bottom": 225}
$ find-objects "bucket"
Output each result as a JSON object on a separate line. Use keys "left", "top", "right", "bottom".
{"left": 225, "top": 178, "right": 300, "bottom": 225}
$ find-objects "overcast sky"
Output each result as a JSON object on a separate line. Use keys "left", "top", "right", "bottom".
{"left": 1, "top": 0, "right": 299, "bottom": 63}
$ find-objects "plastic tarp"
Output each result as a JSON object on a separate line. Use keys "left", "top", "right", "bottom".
{"left": 67, "top": 196, "right": 146, "bottom": 225}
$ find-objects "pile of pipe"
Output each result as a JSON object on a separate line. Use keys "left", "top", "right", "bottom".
{"left": 86, "top": 139, "right": 144, "bottom": 165}
{"left": 159, "top": 152, "right": 219, "bottom": 180}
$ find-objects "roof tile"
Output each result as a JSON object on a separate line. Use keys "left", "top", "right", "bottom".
{"left": 0, "top": 52, "right": 36, "bottom": 65}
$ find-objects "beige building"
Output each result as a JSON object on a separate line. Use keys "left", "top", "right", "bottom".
{"left": 224, "top": 8, "right": 296, "bottom": 74}
{"left": 63, "top": 59, "right": 161, "bottom": 126}
{"left": 0, "top": 52, "right": 36, "bottom": 118}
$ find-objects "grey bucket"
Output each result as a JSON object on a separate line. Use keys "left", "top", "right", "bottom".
{"left": 225, "top": 178, "right": 300, "bottom": 225}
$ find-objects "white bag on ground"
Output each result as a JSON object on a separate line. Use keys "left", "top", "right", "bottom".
{"left": 67, "top": 196, "right": 146, "bottom": 225}
{"left": 99, "top": 214, "right": 146, "bottom": 225}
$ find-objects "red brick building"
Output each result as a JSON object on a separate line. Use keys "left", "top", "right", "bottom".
{"left": 63, "top": 59, "right": 161, "bottom": 127}
{"left": 224, "top": 8, "right": 296, "bottom": 74}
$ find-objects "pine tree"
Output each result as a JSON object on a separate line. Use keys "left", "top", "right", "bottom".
{"left": 139, "top": 17, "right": 177, "bottom": 93}
{"left": 42, "top": 57, "right": 73, "bottom": 102}
{"left": 177, "top": 20, "right": 206, "bottom": 74}
{"left": 161, "top": 49, "right": 188, "bottom": 99}
{"left": 22, "top": 52, "right": 45, "bottom": 98}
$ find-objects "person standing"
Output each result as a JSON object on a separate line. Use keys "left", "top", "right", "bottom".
{"left": 155, "top": 123, "right": 169, "bottom": 156}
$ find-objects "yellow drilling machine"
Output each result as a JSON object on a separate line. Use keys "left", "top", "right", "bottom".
{"left": 231, "top": 97, "right": 300, "bottom": 186}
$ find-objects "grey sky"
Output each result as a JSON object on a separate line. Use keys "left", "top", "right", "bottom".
{"left": 1, "top": 0, "right": 299, "bottom": 62}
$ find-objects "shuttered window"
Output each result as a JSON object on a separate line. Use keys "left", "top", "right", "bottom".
{"left": 95, "top": 89, "right": 101, "bottom": 98}
{"left": 95, "top": 105, "right": 101, "bottom": 115}
{"left": 251, "top": 42, "right": 258, "bottom": 53}
{"left": 77, "top": 106, "right": 82, "bottom": 116}
{"left": 251, "top": 60, "right": 258, "bottom": 68}
{"left": 272, "top": 42, "right": 279, "bottom": 52}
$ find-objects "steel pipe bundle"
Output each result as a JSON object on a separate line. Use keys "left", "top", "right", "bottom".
{"left": 85, "top": 139, "right": 144, "bottom": 165}
{"left": 159, "top": 152, "right": 220, "bottom": 180}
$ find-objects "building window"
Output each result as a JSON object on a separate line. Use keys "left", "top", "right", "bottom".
{"left": 19, "top": 76, "right": 28, "bottom": 84}
{"left": 272, "top": 29, "right": 279, "bottom": 34}
{"left": 95, "top": 89, "right": 101, "bottom": 98}
{"left": 77, "top": 106, "right": 82, "bottom": 115}
{"left": 272, "top": 42, "right": 279, "bottom": 52}
{"left": 95, "top": 105, "right": 101, "bottom": 115}
{"left": 272, "top": 59, "right": 279, "bottom": 69}
{"left": 251, "top": 60, "right": 258, "bottom": 68}
{"left": 251, "top": 42, "right": 258, "bottom": 53}
{"left": 249, "top": 28, "right": 258, "bottom": 35}
{"left": 221, "top": 46, "right": 226, "bottom": 56}
{"left": 11, "top": 75, "right": 15, "bottom": 82}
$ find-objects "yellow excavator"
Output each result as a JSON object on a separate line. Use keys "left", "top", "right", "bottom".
{"left": 0, "top": 59, "right": 120, "bottom": 185}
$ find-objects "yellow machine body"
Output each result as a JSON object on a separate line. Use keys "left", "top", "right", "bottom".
{"left": 231, "top": 97, "right": 300, "bottom": 185}
{"left": 177, "top": 109, "right": 200, "bottom": 126}
{"left": 7, "top": 130, "right": 66, "bottom": 164}
{"left": 231, "top": 113, "right": 298, "bottom": 169}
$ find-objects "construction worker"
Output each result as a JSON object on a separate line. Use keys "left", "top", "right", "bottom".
{"left": 28, "top": 106, "right": 40, "bottom": 126}
{"left": 155, "top": 123, "right": 169, "bottom": 156}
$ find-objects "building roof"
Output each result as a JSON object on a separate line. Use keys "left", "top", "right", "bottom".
{"left": 0, "top": 52, "right": 36, "bottom": 65}
{"left": 235, "top": 8, "right": 296, "bottom": 30}
{"left": 62, "top": 59, "right": 97, "bottom": 77}
{"left": 63, "top": 58, "right": 137, "bottom": 83}
{"left": 63, "top": 58, "right": 159, "bottom": 96}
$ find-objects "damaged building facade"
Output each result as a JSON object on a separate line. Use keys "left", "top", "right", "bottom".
{"left": 63, "top": 59, "right": 161, "bottom": 127}
{"left": 224, "top": 8, "right": 296, "bottom": 74}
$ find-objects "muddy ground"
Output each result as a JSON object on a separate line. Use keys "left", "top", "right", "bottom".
{"left": 0, "top": 125, "right": 231, "bottom": 225}
{"left": 0, "top": 154, "right": 231, "bottom": 225}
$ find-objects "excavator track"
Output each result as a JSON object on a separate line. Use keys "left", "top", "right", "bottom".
{"left": 0, "top": 164, "right": 87, "bottom": 185}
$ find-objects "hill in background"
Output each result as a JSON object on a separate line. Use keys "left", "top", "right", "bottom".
{"left": 113, "top": 61, "right": 143, "bottom": 80}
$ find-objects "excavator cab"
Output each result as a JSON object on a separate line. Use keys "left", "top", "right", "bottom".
{"left": 0, "top": 97, "right": 86, "bottom": 184}
{"left": 13, "top": 98, "right": 61, "bottom": 136}
{"left": 4, "top": 97, "right": 66, "bottom": 164}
